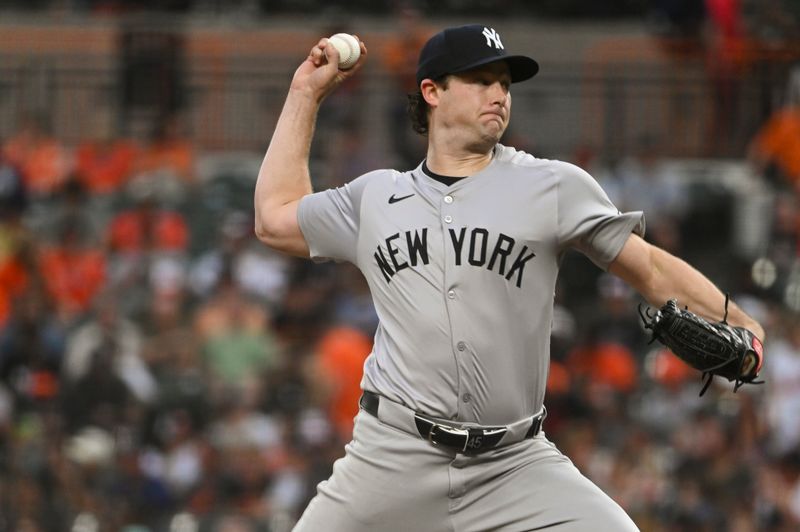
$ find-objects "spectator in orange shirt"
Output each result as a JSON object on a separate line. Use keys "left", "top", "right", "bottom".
{"left": 105, "top": 189, "right": 190, "bottom": 318}
{"left": 107, "top": 193, "right": 188, "bottom": 254}
{"left": 309, "top": 325, "right": 372, "bottom": 441}
{"left": 2, "top": 114, "right": 71, "bottom": 198}
{"left": 0, "top": 237, "right": 36, "bottom": 328}
{"left": 74, "top": 113, "right": 138, "bottom": 197}
{"left": 749, "top": 104, "right": 800, "bottom": 191}
{"left": 38, "top": 217, "right": 106, "bottom": 324}
{"left": 130, "top": 113, "right": 195, "bottom": 203}
{"left": 647, "top": 348, "right": 694, "bottom": 390}
{"left": 137, "top": 113, "right": 194, "bottom": 180}
{"left": 567, "top": 339, "right": 639, "bottom": 394}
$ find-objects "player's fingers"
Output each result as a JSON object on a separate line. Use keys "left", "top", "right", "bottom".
{"left": 323, "top": 40, "right": 340, "bottom": 67}
{"left": 355, "top": 35, "right": 368, "bottom": 57}
{"left": 309, "top": 38, "right": 331, "bottom": 66}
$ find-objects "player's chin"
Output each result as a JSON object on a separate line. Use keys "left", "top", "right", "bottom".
{"left": 484, "top": 118, "right": 507, "bottom": 138}
{"left": 468, "top": 135, "right": 502, "bottom": 154}
{"left": 480, "top": 125, "right": 505, "bottom": 146}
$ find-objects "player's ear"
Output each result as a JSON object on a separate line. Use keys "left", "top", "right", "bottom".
{"left": 420, "top": 79, "right": 441, "bottom": 107}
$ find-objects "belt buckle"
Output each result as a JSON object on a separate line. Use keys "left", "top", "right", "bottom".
{"left": 528, "top": 415, "right": 542, "bottom": 438}
{"left": 466, "top": 427, "right": 506, "bottom": 453}
{"left": 427, "top": 423, "right": 470, "bottom": 452}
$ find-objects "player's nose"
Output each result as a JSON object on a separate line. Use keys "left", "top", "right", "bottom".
{"left": 488, "top": 81, "right": 509, "bottom": 105}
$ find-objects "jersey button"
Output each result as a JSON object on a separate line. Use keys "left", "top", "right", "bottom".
{"left": 462, "top": 393, "right": 472, "bottom": 403}
{"left": 447, "top": 289, "right": 456, "bottom": 299}
{"left": 444, "top": 215, "right": 453, "bottom": 223}
{"left": 444, "top": 195, "right": 453, "bottom": 204}
{"left": 457, "top": 341, "right": 466, "bottom": 351}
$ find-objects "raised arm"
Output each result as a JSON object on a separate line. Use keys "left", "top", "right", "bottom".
{"left": 609, "top": 232, "right": 765, "bottom": 340}
{"left": 254, "top": 35, "right": 367, "bottom": 257}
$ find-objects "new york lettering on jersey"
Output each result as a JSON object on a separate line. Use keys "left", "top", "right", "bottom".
{"left": 373, "top": 225, "right": 536, "bottom": 287}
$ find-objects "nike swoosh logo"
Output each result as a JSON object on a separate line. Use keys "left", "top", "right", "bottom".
{"left": 388, "top": 193, "right": 415, "bottom": 204}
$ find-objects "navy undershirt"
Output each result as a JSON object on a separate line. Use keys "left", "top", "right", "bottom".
{"left": 422, "top": 160, "right": 464, "bottom": 187}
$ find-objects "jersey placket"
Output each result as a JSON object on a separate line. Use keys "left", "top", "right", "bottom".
{"left": 440, "top": 190, "right": 475, "bottom": 420}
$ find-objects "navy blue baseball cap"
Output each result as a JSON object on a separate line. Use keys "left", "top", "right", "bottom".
{"left": 416, "top": 24, "right": 539, "bottom": 86}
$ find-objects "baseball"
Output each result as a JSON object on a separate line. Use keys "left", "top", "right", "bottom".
{"left": 327, "top": 33, "right": 360, "bottom": 70}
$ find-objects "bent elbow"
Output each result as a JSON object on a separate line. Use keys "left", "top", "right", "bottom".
{"left": 254, "top": 216, "right": 279, "bottom": 248}
{"left": 252, "top": 201, "right": 308, "bottom": 257}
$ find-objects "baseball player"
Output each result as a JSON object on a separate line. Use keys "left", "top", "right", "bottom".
{"left": 254, "top": 24, "right": 765, "bottom": 531}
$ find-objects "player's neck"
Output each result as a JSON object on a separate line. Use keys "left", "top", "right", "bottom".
{"left": 425, "top": 144, "right": 495, "bottom": 178}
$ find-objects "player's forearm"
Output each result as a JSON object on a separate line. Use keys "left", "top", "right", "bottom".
{"left": 642, "top": 247, "right": 765, "bottom": 339}
{"left": 611, "top": 234, "right": 765, "bottom": 339}
{"left": 254, "top": 89, "right": 318, "bottom": 238}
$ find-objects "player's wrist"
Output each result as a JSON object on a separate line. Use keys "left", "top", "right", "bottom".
{"left": 742, "top": 320, "right": 765, "bottom": 343}
{"left": 287, "top": 85, "right": 323, "bottom": 103}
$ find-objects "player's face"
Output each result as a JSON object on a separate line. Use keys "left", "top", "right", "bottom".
{"left": 436, "top": 62, "right": 512, "bottom": 150}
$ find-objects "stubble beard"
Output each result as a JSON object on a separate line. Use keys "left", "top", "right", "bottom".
{"left": 466, "top": 121, "right": 505, "bottom": 153}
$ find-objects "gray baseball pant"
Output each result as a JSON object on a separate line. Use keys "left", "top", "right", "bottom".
{"left": 293, "top": 403, "right": 639, "bottom": 531}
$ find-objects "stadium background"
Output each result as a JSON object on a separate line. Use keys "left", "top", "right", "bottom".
{"left": 0, "top": 1, "right": 799, "bottom": 531}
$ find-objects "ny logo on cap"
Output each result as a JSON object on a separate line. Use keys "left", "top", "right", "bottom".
{"left": 482, "top": 27, "right": 504, "bottom": 50}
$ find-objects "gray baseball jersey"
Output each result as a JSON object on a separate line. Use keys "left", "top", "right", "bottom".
{"left": 298, "top": 143, "right": 644, "bottom": 427}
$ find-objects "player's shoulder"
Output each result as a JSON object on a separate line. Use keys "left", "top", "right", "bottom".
{"left": 351, "top": 168, "right": 398, "bottom": 182}
{"left": 494, "top": 144, "right": 590, "bottom": 179}
{"left": 334, "top": 168, "right": 408, "bottom": 208}
{"left": 344, "top": 168, "right": 400, "bottom": 191}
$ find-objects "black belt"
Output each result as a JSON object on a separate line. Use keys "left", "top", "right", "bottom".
{"left": 359, "top": 390, "right": 544, "bottom": 454}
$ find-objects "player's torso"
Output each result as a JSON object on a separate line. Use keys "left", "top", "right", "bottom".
{"left": 355, "top": 148, "right": 561, "bottom": 424}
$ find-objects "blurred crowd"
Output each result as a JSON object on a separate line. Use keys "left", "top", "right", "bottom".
{"left": 0, "top": 0, "right": 796, "bottom": 25}
{"left": 0, "top": 0, "right": 647, "bottom": 17}
{"left": 1, "top": 4, "right": 800, "bottom": 532}
{"left": 0, "top": 98, "right": 799, "bottom": 532}
{"left": 0, "top": 109, "right": 384, "bottom": 532}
